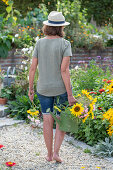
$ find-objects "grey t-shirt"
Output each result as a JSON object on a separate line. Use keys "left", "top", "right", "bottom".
{"left": 32, "top": 38, "right": 72, "bottom": 96}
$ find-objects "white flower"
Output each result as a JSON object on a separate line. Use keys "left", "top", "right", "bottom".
{"left": 12, "top": 38, "right": 14, "bottom": 42}
{"left": 15, "top": 34, "right": 19, "bottom": 37}
{"left": 22, "top": 61, "right": 27, "bottom": 64}
{"left": 107, "top": 34, "right": 113, "bottom": 40}
{"left": 31, "top": 117, "right": 35, "bottom": 122}
{"left": 35, "top": 119, "right": 40, "bottom": 126}
{"left": 20, "top": 65, "right": 24, "bottom": 69}
{"left": 35, "top": 36, "right": 39, "bottom": 41}
{"left": 75, "top": 65, "right": 79, "bottom": 70}
{"left": 28, "top": 50, "right": 31, "bottom": 54}
{"left": 29, "top": 46, "right": 33, "bottom": 51}
{"left": 21, "top": 48, "right": 29, "bottom": 53}
{"left": 25, "top": 66, "right": 27, "bottom": 70}
{"left": 92, "top": 34, "right": 101, "bottom": 38}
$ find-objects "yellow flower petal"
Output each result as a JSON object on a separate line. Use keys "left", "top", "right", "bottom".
{"left": 54, "top": 106, "right": 61, "bottom": 112}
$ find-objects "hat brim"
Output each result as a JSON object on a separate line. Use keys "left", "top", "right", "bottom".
{"left": 43, "top": 20, "right": 70, "bottom": 26}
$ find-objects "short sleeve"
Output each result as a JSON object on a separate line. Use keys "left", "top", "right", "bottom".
{"left": 63, "top": 41, "right": 72, "bottom": 57}
{"left": 32, "top": 41, "right": 39, "bottom": 58}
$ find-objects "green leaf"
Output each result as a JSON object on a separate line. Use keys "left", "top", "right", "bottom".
{"left": 5, "top": 40, "right": 11, "bottom": 49}
{"left": 6, "top": 6, "right": 12, "bottom": 14}
{"left": 14, "top": 9, "right": 21, "bottom": 16}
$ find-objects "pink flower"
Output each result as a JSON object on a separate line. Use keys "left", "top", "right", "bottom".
{"left": 84, "top": 108, "right": 88, "bottom": 113}
{"left": 83, "top": 106, "right": 88, "bottom": 113}
{"left": 35, "top": 119, "right": 40, "bottom": 126}
{"left": 31, "top": 117, "right": 35, "bottom": 122}
{"left": 27, "top": 115, "right": 31, "bottom": 119}
{"left": 93, "top": 105, "right": 95, "bottom": 111}
{"left": 78, "top": 115, "right": 84, "bottom": 118}
{"left": 84, "top": 114, "right": 88, "bottom": 117}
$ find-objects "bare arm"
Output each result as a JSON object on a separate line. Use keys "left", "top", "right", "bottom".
{"left": 28, "top": 57, "right": 38, "bottom": 101}
{"left": 61, "top": 56, "right": 76, "bottom": 106}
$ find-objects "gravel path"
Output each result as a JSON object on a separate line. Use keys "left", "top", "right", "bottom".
{"left": 0, "top": 124, "right": 113, "bottom": 170}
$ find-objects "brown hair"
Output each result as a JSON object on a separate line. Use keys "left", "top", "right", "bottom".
{"left": 42, "top": 25, "right": 65, "bottom": 37}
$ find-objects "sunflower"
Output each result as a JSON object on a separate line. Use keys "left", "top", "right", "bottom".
{"left": 106, "top": 82, "right": 113, "bottom": 94}
{"left": 103, "top": 108, "right": 113, "bottom": 121}
{"left": 107, "top": 126, "right": 113, "bottom": 136}
{"left": 70, "top": 103, "right": 84, "bottom": 117}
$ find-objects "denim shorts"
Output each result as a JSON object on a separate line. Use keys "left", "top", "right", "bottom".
{"left": 37, "top": 92, "right": 68, "bottom": 116}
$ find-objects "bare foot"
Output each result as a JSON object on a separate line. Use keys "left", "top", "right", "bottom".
{"left": 45, "top": 156, "right": 53, "bottom": 162}
{"left": 53, "top": 154, "right": 63, "bottom": 163}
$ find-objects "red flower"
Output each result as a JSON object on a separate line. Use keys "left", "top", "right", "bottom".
{"left": 0, "top": 145, "right": 4, "bottom": 149}
{"left": 89, "top": 92, "right": 97, "bottom": 94}
{"left": 103, "top": 79, "right": 107, "bottom": 82}
{"left": 5, "top": 162, "right": 16, "bottom": 167}
{"left": 107, "top": 80, "right": 112, "bottom": 83}
{"left": 98, "top": 107, "right": 102, "bottom": 110}
{"left": 99, "top": 89, "right": 105, "bottom": 93}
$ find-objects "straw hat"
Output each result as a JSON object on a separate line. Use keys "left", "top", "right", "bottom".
{"left": 43, "top": 11, "right": 70, "bottom": 26}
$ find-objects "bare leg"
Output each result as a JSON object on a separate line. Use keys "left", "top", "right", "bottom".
{"left": 53, "top": 118, "right": 65, "bottom": 163}
{"left": 43, "top": 114, "right": 54, "bottom": 161}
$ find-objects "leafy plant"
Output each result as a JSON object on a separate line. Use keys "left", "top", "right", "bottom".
{"left": 93, "top": 135, "right": 113, "bottom": 157}
{"left": 0, "top": 87, "right": 12, "bottom": 99}
{"left": 0, "top": 32, "right": 13, "bottom": 58}
{"left": 19, "top": 6, "right": 48, "bottom": 28}
{"left": 71, "top": 60, "right": 104, "bottom": 93}
{"left": 7, "top": 94, "right": 41, "bottom": 120}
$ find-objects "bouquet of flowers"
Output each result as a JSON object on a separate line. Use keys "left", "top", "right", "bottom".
{"left": 51, "top": 89, "right": 97, "bottom": 133}
{"left": 27, "top": 102, "right": 41, "bottom": 128}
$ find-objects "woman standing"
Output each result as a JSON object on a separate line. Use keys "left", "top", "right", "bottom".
{"left": 28, "top": 11, "right": 76, "bottom": 162}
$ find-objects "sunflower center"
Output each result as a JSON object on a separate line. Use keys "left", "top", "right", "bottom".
{"left": 74, "top": 106, "right": 80, "bottom": 112}
{"left": 111, "top": 86, "right": 113, "bottom": 88}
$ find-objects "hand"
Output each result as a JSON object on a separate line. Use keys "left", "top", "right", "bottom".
{"left": 28, "top": 88, "right": 34, "bottom": 102}
{"left": 68, "top": 95, "right": 78, "bottom": 106}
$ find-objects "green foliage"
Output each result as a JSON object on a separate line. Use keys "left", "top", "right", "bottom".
{"left": 74, "top": 116, "right": 108, "bottom": 146}
{"left": 70, "top": 60, "right": 104, "bottom": 93}
{"left": 83, "top": 148, "right": 92, "bottom": 154}
{"left": 80, "top": 0, "right": 113, "bottom": 26}
{"left": 7, "top": 94, "right": 40, "bottom": 120}
{"left": 0, "top": 32, "right": 13, "bottom": 58}
{"left": 0, "top": 0, "right": 56, "bottom": 17}
{"left": 96, "top": 93, "right": 113, "bottom": 112}
{"left": 70, "top": 61, "right": 113, "bottom": 145}
{"left": 56, "top": 0, "right": 87, "bottom": 48}
{"left": 74, "top": 33, "right": 105, "bottom": 50}
{"left": 19, "top": 5, "right": 48, "bottom": 28}
{"left": 0, "top": 86, "right": 12, "bottom": 99}
{"left": 94, "top": 135, "right": 113, "bottom": 157}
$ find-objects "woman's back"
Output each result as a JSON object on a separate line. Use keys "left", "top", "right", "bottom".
{"left": 33, "top": 38, "right": 72, "bottom": 96}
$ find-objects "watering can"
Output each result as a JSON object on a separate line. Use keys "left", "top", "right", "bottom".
{"left": 50, "top": 109, "right": 78, "bottom": 133}
{"left": 3, "top": 66, "right": 16, "bottom": 87}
